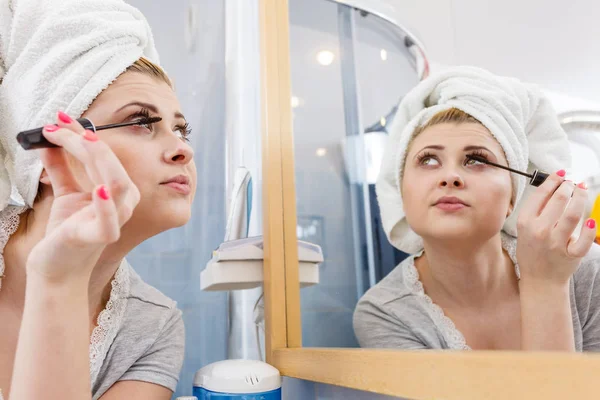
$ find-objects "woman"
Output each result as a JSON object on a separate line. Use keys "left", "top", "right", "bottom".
{"left": 354, "top": 67, "right": 600, "bottom": 352}
{"left": 1, "top": 0, "right": 194, "bottom": 398}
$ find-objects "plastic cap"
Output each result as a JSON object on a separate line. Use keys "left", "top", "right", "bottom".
{"left": 194, "top": 359, "right": 281, "bottom": 394}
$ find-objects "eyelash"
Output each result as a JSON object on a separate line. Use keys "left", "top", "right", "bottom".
{"left": 416, "top": 150, "right": 489, "bottom": 165}
{"left": 128, "top": 107, "right": 192, "bottom": 142}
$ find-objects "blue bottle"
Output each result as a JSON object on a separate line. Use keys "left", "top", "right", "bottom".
{"left": 193, "top": 360, "right": 281, "bottom": 400}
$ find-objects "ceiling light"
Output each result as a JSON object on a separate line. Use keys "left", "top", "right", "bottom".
{"left": 317, "top": 50, "right": 335, "bottom": 66}
{"left": 291, "top": 96, "right": 301, "bottom": 108}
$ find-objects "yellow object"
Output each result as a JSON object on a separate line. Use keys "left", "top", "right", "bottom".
{"left": 590, "top": 194, "right": 600, "bottom": 240}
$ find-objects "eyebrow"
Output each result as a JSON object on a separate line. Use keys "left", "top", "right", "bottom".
{"left": 415, "top": 144, "right": 492, "bottom": 153}
{"left": 412, "top": 145, "right": 493, "bottom": 160}
{"left": 115, "top": 101, "right": 186, "bottom": 121}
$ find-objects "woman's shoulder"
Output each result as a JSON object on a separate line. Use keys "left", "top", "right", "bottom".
{"left": 356, "top": 253, "right": 424, "bottom": 312}
{"left": 103, "top": 262, "right": 183, "bottom": 353}
{"left": 126, "top": 264, "right": 179, "bottom": 311}
{"left": 91, "top": 263, "right": 185, "bottom": 397}
{"left": 573, "top": 243, "right": 600, "bottom": 287}
{"left": 571, "top": 243, "right": 600, "bottom": 326}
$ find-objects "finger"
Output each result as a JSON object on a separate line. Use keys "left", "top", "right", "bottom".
{"left": 115, "top": 183, "right": 140, "bottom": 226}
{"left": 539, "top": 180, "right": 576, "bottom": 225}
{"left": 38, "top": 146, "right": 81, "bottom": 197}
{"left": 567, "top": 218, "right": 597, "bottom": 258}
{"left": 553, "top": 183, "right": 587, "bottom": 242}
{"left": 56, "top": 111, "right": 86, "bottom": 135}
{"left": 78, "top": 136, "right": 136, "bottom": 210}
{"left": 43, "top": 121, "right": 135, "bottom": 210}
{"left": 74, "top": 185, "right": 120, "bottom": 244}
{"left": 519, "top": 170, "right": 566, "bottom": 219}
{"left": 41, "top": 127, "right": 103, "bottom": 184}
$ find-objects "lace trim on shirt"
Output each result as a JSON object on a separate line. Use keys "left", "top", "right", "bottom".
{"left": 402, "top": 233, "right": 520, "bottom": 350}
{"left": 0, "top": 206, "right": 26, "bottom": 292}
{"left": 89, "top": 259, "right": 131, "bottom": 386}
{"left": 403, "top": 255, "right": 471, "bottom": 350}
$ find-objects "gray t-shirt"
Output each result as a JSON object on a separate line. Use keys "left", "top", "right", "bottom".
{"left": 91, "top": 265, "right": 185, "bottom": 399}
{"left": 354, "top": 242, "right": 600, "bottom": 351}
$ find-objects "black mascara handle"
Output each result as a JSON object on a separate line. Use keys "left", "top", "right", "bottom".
{"left": 530, "top": 170, "right": 549, "bottom": 187}
{"left": 16, "top": 118, "right": 96, "bottom": 150}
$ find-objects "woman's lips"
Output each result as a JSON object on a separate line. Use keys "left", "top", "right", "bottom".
{"left": 435, "top": 202, "right": 467, "bottom": 211}
{"left": 433, "top": 196, "right": 468, "bottom": 211}
{"left": 161, "top": 181, "right": 191, "bottom": 194}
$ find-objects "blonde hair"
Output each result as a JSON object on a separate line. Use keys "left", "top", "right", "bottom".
{"left": 125, "top": 57, "right": 173, "bottom": 88}
{"left": 413, "top": 108, "right": 482, "bottom": 137}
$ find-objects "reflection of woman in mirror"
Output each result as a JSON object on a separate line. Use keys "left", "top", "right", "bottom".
{"left": 354, "top": 67, "right": 600, "bottom": 351}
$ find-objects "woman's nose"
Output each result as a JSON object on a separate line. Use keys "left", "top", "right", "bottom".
{"left": 164, "top": 142, "right": 194, "bottom": 165}
{"left": 439, "top": 172, "right": 464, "bottom": 188}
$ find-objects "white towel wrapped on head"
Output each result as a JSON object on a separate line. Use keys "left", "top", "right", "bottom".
{"left": 0, "top": 0, "right": 160, "bottom": 210}
{"left": 376, "top": 66, "right": 571, "bottom": 254}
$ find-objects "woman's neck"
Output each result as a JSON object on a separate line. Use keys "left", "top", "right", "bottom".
{"left": 416, "top": 234, "right": 519, "bottom": 308}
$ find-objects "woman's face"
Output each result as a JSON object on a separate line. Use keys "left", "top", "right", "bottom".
{"left": 401, "top": 122, "right": 513, "bottom": 245}
{"left": 77, "top": 71, "right": 196, "bottom": 235}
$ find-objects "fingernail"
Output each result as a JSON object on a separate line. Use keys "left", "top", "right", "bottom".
{"left": 58, "top": 111, "right": 73, "bottom": 124}
{"left": 44, "top": 124, "right": 59, "bottom": 132}
{"left": 587, "top": 218, "right": 596, "bottom": 230}
{"left": 97, "top": 185, "right": 110, "bottom": 200}
{"left": 83, "top": 130, "right": 98, "bottom": 142}
{"left": 578, "top": 182, "right": 588, "bottom": 190}
{"left": 556, "top": 169, "right": 566, "bottom": 177}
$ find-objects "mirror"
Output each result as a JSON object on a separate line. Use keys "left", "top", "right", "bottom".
{"left": 288, "top": 0, "right": 600, "bottom": 352}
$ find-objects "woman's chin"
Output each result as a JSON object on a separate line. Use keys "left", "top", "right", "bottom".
{"left": 417, "top": 223, "right": 503, "bottom": 244}
{"left": 131, "top": 204, "right": 192, "bottom": 234}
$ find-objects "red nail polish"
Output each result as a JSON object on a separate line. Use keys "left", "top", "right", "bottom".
{"left": 578, "top": 182, "right": 588, "bottom": 190}
{"left": 587, "top": 219, "right": 596, "bottom": 230}
{"left": 556, "top": 169, "right": 566, "bottom": 177}
{"left": 83, "top": 130, "right": 98, "bottom": 142}
{"left": 97, "top": 186, "right": 110, "bottom": 200}
{"left": 44, "top": 124, "right": 59, "bottom": 132}
{"left": 58, "top": 111, "right": 73, "bottom": 124}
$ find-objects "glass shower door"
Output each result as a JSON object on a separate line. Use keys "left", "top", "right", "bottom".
{"left": 288, "top": 0, "right": 424, "bottom": 348}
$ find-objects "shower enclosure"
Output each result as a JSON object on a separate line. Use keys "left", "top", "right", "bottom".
{"left": 287, "top": 0, "right": 428, "bottom": 347}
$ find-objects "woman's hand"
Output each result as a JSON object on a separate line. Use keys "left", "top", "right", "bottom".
{"left": 516, "top": 169, "right": 595, "bottom": 351}
{"left": 26, "top": 111, "right": 140, "bottom": 286}
{"left": 516, "top": 169, "right": 596, "bottom": 286}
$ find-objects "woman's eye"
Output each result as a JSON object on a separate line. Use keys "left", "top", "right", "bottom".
{"left": 134, "top": 119, "right": 153, "bottom": 130}
{"left": 465, "top": 156, "right": 485, "bottom": 166}
{"left": 420, "top": 156, "right": 439, "bottom": 166}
